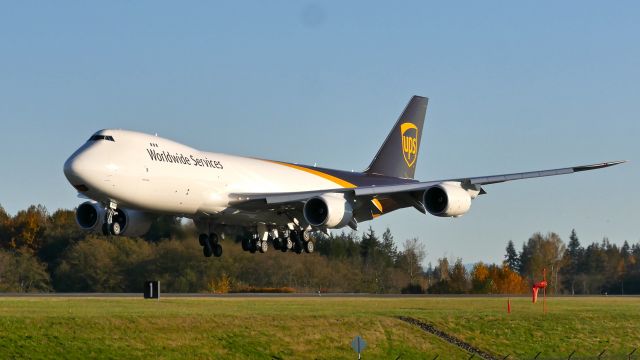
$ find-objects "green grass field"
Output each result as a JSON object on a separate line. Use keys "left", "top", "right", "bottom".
{"left": 0, "top": 296, "right": 638, "bottom": 359}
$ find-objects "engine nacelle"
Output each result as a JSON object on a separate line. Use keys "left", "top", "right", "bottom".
{"left": 303, "top": 194, "right": 353, "bottom": 229}
{"left": 113, "top": 208, "right": 154, "bottom": 237}
{"left": 76, "top": 201, "right": 105, "bottom": 231}
{"left": 75, "top": 201, "right": 154, "bottom": 237}
{"left": 423, "top": 182, "right": 472, "bottom": 217}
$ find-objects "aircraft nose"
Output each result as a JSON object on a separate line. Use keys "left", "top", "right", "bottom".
{"left": 64, "top": 148, "right": 98, "bottom": 192}
{"left": 63, "top": 147, "right": 105, "bottom": 192}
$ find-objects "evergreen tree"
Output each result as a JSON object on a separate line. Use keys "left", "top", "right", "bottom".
{"left": 562, "top": 229, "right": 584, "bottom": 295}
{"left": 632, "top": 243, "right": 640, "bottom": 258}
{"left": 504, "top": 240, "right": 520, "bottom": 271}
{"left": 621, "top": 241, "right": 631, "bottom": 258}
{"left": 316, "top": 231, "right": 359, "bottom": 259}
{"left": 360, "top": 227, "right": 389, "bottom": 292}
{"left": 425, "top": 262, "right": 434, "bottom": 288}
{"left": 360, "top": 227, "right": 379, "bottom": 263}
{"left": 381, "top": 228, "right": 398, "bottom": 266}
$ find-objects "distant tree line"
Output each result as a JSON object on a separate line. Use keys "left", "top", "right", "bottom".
{"left": 0, "top": 204, "right": 638, "bottom": 294}
{"left": 423, "top": 230, "right": 640, "bottom": 295}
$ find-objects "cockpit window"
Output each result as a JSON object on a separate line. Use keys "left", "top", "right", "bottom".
{"left": 89, "top": 135, "right": 115, "bottom": 142}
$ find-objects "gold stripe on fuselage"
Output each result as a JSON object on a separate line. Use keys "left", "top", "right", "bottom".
{"left": 269, "top": 161, "right": 357, "bottom": 189}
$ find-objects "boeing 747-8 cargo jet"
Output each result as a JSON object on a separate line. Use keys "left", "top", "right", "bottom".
{"left": 63, "top": 96, "right": 624, "bottom": 257}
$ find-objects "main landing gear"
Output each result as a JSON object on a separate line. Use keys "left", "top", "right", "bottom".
{"left": 241, "top": 235, "right": 270, "bottom": 254}
{"left": 240, "top": 230, "right": 314, "bottom": 255}
{"left": 199, "top": 233, "right": 223, "bottom": 258}
{"left": 195, "top": 223, "right": 314, "bottom": 259}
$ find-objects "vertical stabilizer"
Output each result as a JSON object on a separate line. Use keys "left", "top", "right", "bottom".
{"left": 365, "top": 96, "right": 428, "bottom": 179}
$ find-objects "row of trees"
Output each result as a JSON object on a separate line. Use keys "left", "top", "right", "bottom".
{"left": 504, "top": 230, "right": 640, "bottom": 295}
{"left": 424, "top": 259, "right": 529, "bottom": 294}
{"left": 419, "top": 230, "right": 640, "bottom": 295}
{"left": 1, "top": 204, "right": 638, "bottom": 294}
{"left": 0, "top": 204, "right": 428, "bottom": 293}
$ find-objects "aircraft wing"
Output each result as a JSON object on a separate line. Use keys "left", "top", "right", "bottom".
{"left": 229, "top": 161, "right": 625, "bottom": 206}
{"left": 456, "top": 160, "right": 626, "bottom": 186}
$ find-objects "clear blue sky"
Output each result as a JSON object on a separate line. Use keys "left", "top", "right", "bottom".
{"left": 1, "top": 1, "right": 638, "bottom": 264}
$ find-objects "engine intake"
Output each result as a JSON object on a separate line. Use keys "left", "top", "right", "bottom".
{"left": 75, "top": 201, "right": 154, "bottom": 237}
{"left": 423, "top": 182, "right": 472, "bottom": 217}
{"left": 76, "top": 201, "right": 105, "bottom": 231}
{"left": 303, "top": 194, "right": 353, "bottom": 229}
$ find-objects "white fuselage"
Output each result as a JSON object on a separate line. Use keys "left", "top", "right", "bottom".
{"left": 64, "top": 129, "right": 346, "bottom": 218}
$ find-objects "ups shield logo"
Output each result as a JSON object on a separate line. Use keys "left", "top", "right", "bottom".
{"left": 400, "top": 122, "right": 418, "bottom": 168}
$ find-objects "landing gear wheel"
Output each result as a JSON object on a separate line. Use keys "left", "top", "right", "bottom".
{"left": 110, "top": 222, "right": 122, "bottom": 236}
{"left": 102, "top": 223, "right": 109, "bottom": 236}
{"left": 293, "top": 232, "right": 303, "bottom": 254}
{"left": 272, "top": 238, "right": 282, "bottom": 250}
{"left": 304, "top": 240, "right": 314, "bottom": 254}
{"left": 303, "top": 230, "right": 311, "bottom": 242}
{"left": 199, "top": 234, "right": 208, "bottom": 246}
{"left": 209, "top": 233, "right": 219, "bottom": 245}
{"left": 249, "top": 240, "right": 257, "bottom": 254}
{"left": 213, "top": 243, "right": 222, "bottom": 257}
{"left": 203, "top": 243, "right": 213, "bottom": 257}
{"left": 259, "top": 240, "right": 268, "bottom": 253}
{"left": 285, "top": 238, "right": 293, "bottom": 250}
{"left": 280, "top": 244, "right": 288, "bottom": 253}
{"left": 241, "top": 237, "right": 250, "bottom": 251}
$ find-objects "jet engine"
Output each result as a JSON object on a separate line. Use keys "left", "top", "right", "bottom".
{"left": 75, "top": 201, "right": 153, "bottom": 237}
{"left": 76, "top": 201, "right": 105, "bottom": 231}
{"left": 303, "top": 194, "right": 353, "bottom": 228}
{"left": 423, "top": 182, "right": 472, "bottom": 217}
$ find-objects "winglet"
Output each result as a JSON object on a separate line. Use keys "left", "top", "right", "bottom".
{"left": 572, "top": 160, "right": 627, "bottom": 172}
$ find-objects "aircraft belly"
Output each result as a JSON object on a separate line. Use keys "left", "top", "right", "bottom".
{"left": 203, "top": 208, "right": 292, "bottom": 227}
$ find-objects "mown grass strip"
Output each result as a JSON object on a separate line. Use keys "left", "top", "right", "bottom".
{"left": 0, "top": 296, "right": 638, "bottom": 359}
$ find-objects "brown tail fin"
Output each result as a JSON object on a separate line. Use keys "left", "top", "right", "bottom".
{"left": 364, "top": 96, "right": 428, "bottom": 179}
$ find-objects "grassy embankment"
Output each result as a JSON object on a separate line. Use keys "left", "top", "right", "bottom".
{"left": 0, "top": 296, "right": 638, "bottom": 359}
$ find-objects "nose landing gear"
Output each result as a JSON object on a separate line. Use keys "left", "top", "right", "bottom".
{"left": 110, "top": 222, "right": 122, "bottom": 236}
{"left": 103, "top": 206, "right": 124, "bottom": 236}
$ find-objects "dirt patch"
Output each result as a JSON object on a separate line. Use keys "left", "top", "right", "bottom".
{"left": 397, "top": 316, "right": 498, "bottom": 360}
